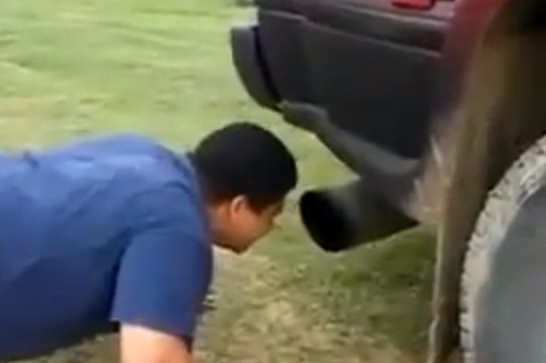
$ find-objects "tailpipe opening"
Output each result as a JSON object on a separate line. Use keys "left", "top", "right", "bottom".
{"left": 299, "top": 179, "right": 417, "bottom": 252}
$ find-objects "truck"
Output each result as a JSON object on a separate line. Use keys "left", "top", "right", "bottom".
{"left": 228, "top": 0, "right": 546, "bottom": 362}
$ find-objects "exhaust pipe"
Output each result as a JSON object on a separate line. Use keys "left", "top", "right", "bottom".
{"left": 299, "top": 179, "right": 417, "bottom": 252}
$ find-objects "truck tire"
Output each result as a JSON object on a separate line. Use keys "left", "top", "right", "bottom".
{"left": 461, "top": 134, "right": 546, "bottom": 363}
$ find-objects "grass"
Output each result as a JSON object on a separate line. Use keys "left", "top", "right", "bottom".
{"left": 0, "top": 0, "right": 436, "bottom": 362}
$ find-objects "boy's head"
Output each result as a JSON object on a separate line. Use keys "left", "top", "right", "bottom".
{"left": 191, "top": 122, "right": 298, "bottom": 254}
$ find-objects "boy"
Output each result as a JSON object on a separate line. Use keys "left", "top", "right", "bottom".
{"left": 0, "top": 122, "right": 298, "bottom": 363}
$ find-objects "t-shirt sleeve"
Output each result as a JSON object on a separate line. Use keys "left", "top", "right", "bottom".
{"left": 110, "top": 188, "right": 212, "bottom": 341}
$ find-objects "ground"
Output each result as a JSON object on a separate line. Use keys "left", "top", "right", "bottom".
{"left": 0, "top": 0, "right": 435, "bottom": 362}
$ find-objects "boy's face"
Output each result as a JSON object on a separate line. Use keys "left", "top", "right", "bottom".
{"left": 210, "top": 196, "right": 284, "bottom": 253}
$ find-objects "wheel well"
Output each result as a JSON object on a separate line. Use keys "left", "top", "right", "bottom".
{"left": 479, "top": 0, "right": 546, "bottom": 192}
{"left": 430, "top": 0, "right": 546, "bottom": 361}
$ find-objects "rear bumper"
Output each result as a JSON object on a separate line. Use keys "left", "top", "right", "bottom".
{"left": 228, "top": 3, "right": 450, "bottom": 218}
{"left": 229, "top": 24, "right": 279, "bottom": 110}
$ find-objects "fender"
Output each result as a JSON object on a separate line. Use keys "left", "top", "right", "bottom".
{"left": 426, "top": 0, "right": 546, "bottom": 361}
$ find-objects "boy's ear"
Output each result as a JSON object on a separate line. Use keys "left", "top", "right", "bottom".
{"left": 228, "top": 195, "right": 249, "bottom": 214}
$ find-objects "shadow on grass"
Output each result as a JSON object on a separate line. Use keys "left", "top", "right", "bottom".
{"left": 260, "top": 225, "right": 436, "bottom": 360}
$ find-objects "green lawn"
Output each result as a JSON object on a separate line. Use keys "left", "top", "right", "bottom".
{"left": 0, "top": 1, "right": 435, "bottom": 362}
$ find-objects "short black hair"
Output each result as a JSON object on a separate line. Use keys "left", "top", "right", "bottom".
{"left": 190, "top": 122, "right": 298, "bottom": 211}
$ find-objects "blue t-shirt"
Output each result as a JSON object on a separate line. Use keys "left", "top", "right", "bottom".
{"left": 0, "top": 134, "right": 213, "bottom": 360}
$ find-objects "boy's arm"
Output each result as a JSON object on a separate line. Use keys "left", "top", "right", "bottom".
{"left": 120, "top": 325, "right": 193, "bottom": 363}
{"left": 111, "top": 189, "right": 212, "bottom": 363}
